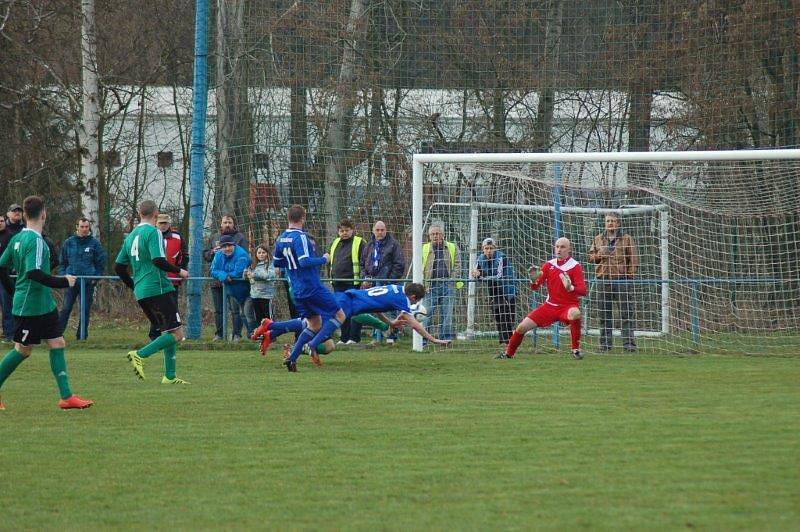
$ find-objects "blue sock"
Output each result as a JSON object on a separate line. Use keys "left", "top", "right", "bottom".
{"left": 289, "top": 328, "right": 316, "bottom": 363}
{"left": 308, "top": 318, "right": 343, "bottom": 351}
{"left": 269, "top": 318, "right": 305, "bottom": 339}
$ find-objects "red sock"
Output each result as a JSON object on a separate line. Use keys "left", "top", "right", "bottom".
{"left": 570, "top": 319, "right": 582, "bottom": 350}
{"left": 506, "top": 330, "right": 524, "bottom": 357}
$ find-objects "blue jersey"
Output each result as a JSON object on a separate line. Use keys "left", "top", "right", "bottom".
{"left": 339, "top": 284, "right": 412, "bottom": 318}
{"left": 272, "top": 228, "right": 327, "bottom": 299}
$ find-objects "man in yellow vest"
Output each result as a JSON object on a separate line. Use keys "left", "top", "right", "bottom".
{"left": 329, "top": 219, "right": 365, "bottom": 344}
{"left": 421, "top": 222, "right": 463, "bottom": 342}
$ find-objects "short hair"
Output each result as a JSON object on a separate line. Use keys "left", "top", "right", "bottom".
{"left": 23, "top": 196, "right": 45, "bottom": 220}
{"left": 428, "top": 222, "right": 445, "bottom": 234}
{"left": 605, "top": 212, "right": 620, "bottom": 221}
{"left": 404, "top": 282, "right": 426, "bottom": 301}
{"left": 337, "top": 219, "right": 354, "bottom": 230}
{"left": 288, "top": 205, "right": 306, "bottom": 223}
{"left": 76, "top": 217, "right": 90, "bottom": 225}
{"left": 221, "top": 213, "right": 237, "bottom": 225}
{"left": 139, "top": 200, "right": 157, "bottom": 218}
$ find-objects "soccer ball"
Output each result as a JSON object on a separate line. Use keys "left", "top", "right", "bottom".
{"left": 411, "top": 303, "right": 428, "bottom": 321}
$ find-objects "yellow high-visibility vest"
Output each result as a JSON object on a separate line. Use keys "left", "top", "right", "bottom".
{"left": 422, "top": 241, "right": 463, "bottom": 288}
{"left": 330, "top": 235, "right": 363, "bottom": 286}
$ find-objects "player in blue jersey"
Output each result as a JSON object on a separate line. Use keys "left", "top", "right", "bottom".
{"left": 272, "top": 205, "right": 346, "bottom": 372}
{"left": 252, "top": 282, "right": 450, "bottom": 367}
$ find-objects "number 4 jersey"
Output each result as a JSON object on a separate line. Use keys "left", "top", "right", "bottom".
{"left": 116, "top": 222, "right": 174, "bottom": 301}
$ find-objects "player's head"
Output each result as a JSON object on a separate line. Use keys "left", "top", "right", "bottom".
{"left": 337, "top": 219, "right": 354, "bottom": 239}
{"left": 604, "top": 212, "right": 621, "bottom": 233}
{"left": 220, "top": 213, "right": 237, "bottom": 233}
{"left": 404, "top": 282, "right": 426, "bottom": 303}
{"left": 428, "top": 223, "right": 445, "bottom": 245}
{"left": 372, "top": 220, "right": 386, "bottom": 240}
{"left": 554, "top": 237, "right": 571, "bottom": 259}
{"left": 22, "top": 196, "right": 45, "bottom": 223}
{"left": 138, "top": 200, "right": 158, "bottom": 221}
{"left": 288, "top": 205, "right": 306, "bottom": 226}
{"left": 76, "top": 217, "right": 91, "bottom": 237}
{"left": 156, "top": 213, "right": 172, "bottom": 233}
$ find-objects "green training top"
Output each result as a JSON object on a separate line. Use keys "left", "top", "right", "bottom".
{"left": 0, "top": 228, "right": 57, "bottom": 316}
{"left": 116, "top": 222, "right": 175, "bottom": 301}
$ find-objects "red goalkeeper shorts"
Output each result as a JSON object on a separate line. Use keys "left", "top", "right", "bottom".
{"left": 527, "top": 303, "right": 577, "bottom": 327}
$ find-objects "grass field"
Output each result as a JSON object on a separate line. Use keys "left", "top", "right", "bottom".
{"left": 1, "top": 333, "right": 799, "bottom": 529}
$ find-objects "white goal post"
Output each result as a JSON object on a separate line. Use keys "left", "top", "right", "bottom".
{"left": 411, "top": 149, "right": 800, "bottom": 353}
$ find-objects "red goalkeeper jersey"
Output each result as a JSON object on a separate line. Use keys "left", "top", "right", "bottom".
{"left": 531, "top": 257, "right": 587, "bottom": 306}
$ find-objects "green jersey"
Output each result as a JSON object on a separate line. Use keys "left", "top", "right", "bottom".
{"left": 116, "top": 222, "right": 175, "bottom": 301}
{"left": 0, "top": 228, "right": 57, "bottom": 316}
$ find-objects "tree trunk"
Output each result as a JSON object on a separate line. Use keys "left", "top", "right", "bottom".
{"left": 215, "top": 0, "right": 253, "bottom": 226}
{"left": 80, "top": 0, "right": 100, "bottom": 235}
{"left": 532, "top": 0, "right": 563, "bottom": 152}
{"left": 289, "top": 6, "right": 309, "bottom": 208}
{"left": 323, "top": 0, "right": 369, "bottom": 239}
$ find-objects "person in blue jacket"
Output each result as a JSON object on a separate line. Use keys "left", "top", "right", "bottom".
{"left": 210, "top": 234, "right": 252, "bottom": 341}
{"left": 57, "top": 218, "right": 107, "bottom": 340}
{"left": 471, "top": 237, "right": 517, "bottom": 346}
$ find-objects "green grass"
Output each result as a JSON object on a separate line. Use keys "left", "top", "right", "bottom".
{"left": 1, "top": 340, "right": 799, "bottom": 529}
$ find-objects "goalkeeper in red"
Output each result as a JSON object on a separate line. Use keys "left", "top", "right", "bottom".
{"left": 496, "top": 237, "right": 587, "bottom": 360}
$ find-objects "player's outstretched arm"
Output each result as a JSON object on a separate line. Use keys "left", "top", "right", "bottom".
{"left": 27, "top": 269, "right": 70, "bottom": 288}
{"left": 114, "top": 262, "right": 135, "bottom": 290}
{"left": 529, "top": 263, "right": 547, "bottom": 290}
{"left": 398, "top": 313, "right": 451, "bottom": 345}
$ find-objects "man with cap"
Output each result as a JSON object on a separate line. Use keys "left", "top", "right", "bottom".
{"left": 148, "top": 213, "right": 189, "bottom": 340}
{"left": 471, "top": 237, "right": 517, "bottom": 346}
{"left": 0, "top": 204, "right": 24, "bottom": 341}
{"left": 57, "top": 218, "right": 107, "bottom": 340}
{"left": 210, "top": 234, "right": 252, "bottom": 341}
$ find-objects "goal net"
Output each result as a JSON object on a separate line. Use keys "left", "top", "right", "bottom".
{"left": 411, "top": 151, "right": 800, "bottom": 355}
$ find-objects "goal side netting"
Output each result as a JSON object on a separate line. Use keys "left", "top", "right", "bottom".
{"left": 411, "top": 150, "right": 800, "bottom": 356}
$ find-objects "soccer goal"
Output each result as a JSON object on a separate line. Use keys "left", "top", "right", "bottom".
{"left": 411, "top": 150, "right": 800, "bottom": 355}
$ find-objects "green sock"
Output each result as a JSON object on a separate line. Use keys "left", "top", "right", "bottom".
{"left": 316, "top": 342, "right": 329, "bottom": 355}
{"left": 353, "top": 313, "right": 389, "bottom": 332}
{"left": 138, "top": 333, "right": 177, "bottom": 358}
{"left": 49, "top": 348, "right": 72, "bottom": 400}
{"left": 163, "top": 344, "right": 177, "bottom": 380}
{"left": 0, "top": 349, "right": 26, "bottom": 390}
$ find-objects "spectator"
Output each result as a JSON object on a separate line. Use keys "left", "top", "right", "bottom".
{"left": 244, "top": 244, "right": 277, "bottom": 325}
{"left": 471, "top": 237, "right": 517, "bottom": 346}
{"left": 0, "top": 216, "right": 12, "bottom": 340}
{"left": 57, "top": 218, "right": 107, "bottom": 340}
{"left": 588, "top": 212, "right": 638, "bottom": 352}
{"left": 329, "top": 219, "right": 366, "bottom": 345}
{"left": 210, "top": 234, "right": 252, "bottom": 341}
{"left": 203, "top": 214, "right": 248, "bottom": 341}
{"left": 0, "top": 204, "right": 26, "bottom": 342}
{"left": 360, "top": 220, "right": 405, "bottom": 344}
{"left": 421, "top": 222, "right": 463, "bottom": 343}
{"left": 147, "top": 214, "right": 189, "bottom": 340}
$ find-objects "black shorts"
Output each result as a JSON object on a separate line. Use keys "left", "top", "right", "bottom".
{"left": 13, "top": 310, "right": 62, "bottom": 346}
{"left": 138, "top": 293, "right": 182, "bottom": 333}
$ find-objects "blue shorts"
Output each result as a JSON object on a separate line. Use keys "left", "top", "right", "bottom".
{"left": 294, "top": 287, "right": 341, "bottom": 319}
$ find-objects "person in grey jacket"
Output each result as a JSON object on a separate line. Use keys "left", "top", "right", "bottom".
{"left": 57, "top": 218, "right": 107, "bottom": 340}
{"left": 244, "top": 244, "right": 277, "bottom": 327}
{"left": 202, "top": 214, "right": 248, "bottom": 341}
{"left": 360, "top": 220, "right": 406, "bottom": 343}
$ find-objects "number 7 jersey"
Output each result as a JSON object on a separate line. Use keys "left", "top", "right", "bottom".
{"left": 116, "top": 222, "right": 175, "bottom": 301}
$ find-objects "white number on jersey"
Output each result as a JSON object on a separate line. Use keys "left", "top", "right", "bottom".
{"left": 366, "top": 286, "right": 389, "bottom": 297}
{"left": 130, "top": 235, "right": 140, "bottom": 261}
{"left": 282, "top": 246, "right": 298, "bottom": 270}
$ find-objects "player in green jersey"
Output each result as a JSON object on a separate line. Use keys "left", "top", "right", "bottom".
{"left": 0, "top": 196, "right": 93, "bottom": 410}
{"left": 115, "top": 200, "right": 190, "bottom": 384}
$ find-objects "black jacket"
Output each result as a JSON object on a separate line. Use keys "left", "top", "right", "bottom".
{"left": 360, "top": 234, "right": 406, "bottom": 281}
